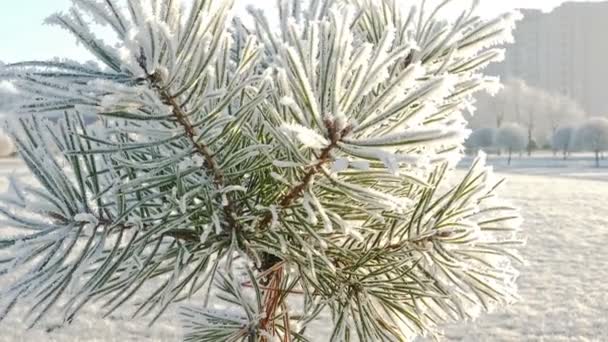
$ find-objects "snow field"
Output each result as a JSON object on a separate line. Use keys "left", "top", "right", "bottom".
{"left": 439, "top": 172, "right": 608, "bottom": 341}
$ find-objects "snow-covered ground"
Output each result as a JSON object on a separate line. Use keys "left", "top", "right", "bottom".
{"left": 0, "top": 156, "right": 607, "bottom": 341}
{"left": 440, "top": 171, "right": 608, "bottom": 341}
{"left": 460, "top": 152, "right": 608, "bottom": 181}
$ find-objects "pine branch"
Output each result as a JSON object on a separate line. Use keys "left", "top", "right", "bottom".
{"left": 157, "top": 80, "right": 224, "bottom": 186}
{"left": 146, "top": 69, "right": 242, "bottom": 235}
{"left": 258, "top": 117, "right": 352, "bottom": 233}
{"left": 256, "top": 117, "right": 353, "bottom": 339}
{"left": 0, "top": 0, "right": 525, "bottom": 340}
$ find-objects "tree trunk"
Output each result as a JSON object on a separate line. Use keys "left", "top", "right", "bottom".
{"left": 552, "top": 126, "right": 558, "bottom": 156}
{"left": 596, "top": 150, "right": 601, "bottom": 168}
{"left": 527, "top": 111, "right": 534, "bottom": 157}
{"left": 508, "top": 148, "right": 512, "bottom": 166}
{"left": 527, "top": 127, "right": 533, "bottom": 157}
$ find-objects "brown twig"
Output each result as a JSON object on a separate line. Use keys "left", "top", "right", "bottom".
{"left": 160, "top": 87, "right": 224, "bottom": 185}
{"left": 256, "top": 142, "right": 336, "bottom": 232}
{"left": 256, "top": 117, "right": 351, "bottom": 232}
{"left": 256, "top": 117, "right": 352, "bottom": 339}
{"left": 259, "top": 265, "right": 285, "bottom": 342}
{"left": 146, "top": 70, "right": 241, "bottom": 232}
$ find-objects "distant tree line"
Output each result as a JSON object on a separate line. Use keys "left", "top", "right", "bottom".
{"left": 466, "top": 78, "right": 608, "bottom": 167}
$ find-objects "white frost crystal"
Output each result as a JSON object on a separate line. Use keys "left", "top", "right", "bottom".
{"left": 280, "top": 123, "right": 329, "bottom": 149}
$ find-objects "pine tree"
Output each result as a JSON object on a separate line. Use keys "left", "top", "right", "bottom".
{"left": 0, "top": 0, "right": 524, "bottom": 340}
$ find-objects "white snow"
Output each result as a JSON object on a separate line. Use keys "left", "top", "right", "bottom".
{"left": 0, "top": 156, "right": 607, "bottom": 341}
{"left": 279, "top": 123, "right": 329, "bottom": 149}
{"left": 434, "top": 170, "right": 608, "bottom": 341}
{"left": 460, "top": 153, "right": 608, "bottom": 181}
{"left": 0, "top": 134, "right": 14, "bottom": 158}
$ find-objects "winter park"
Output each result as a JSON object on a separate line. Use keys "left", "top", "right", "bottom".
{"left": 0, "top": 0, "right": 607, "bottom": 341}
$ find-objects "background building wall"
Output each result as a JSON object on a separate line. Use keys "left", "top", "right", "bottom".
{"left": 489, "top": 1, "right": 608, "bottom": 116}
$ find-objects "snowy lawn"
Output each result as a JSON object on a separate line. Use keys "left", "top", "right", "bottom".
{"left": 461, "top": 153, "right": 608, "bottom": 181}
{"left": 439, "top": 172, "right": 608, "bottom": 341}
{"left": 0, "top": 158, "right": 607, "bottom": 341}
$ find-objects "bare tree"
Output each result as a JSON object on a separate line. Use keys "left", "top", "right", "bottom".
{"left": 576, "top": 117, "right": 608, "bottom": 167}
{"left": 545, "top": 95, "right": 585, "bottom": 135}
{"left": 552, "top": 125, "right": 576, "bottom": 160}
{"left": 471, "top": 78, "right": 525, "bottom": 130}
{"left": 472, "top": 78, "right": 586, "bottom": 155}
{"left": 496, "top": 123, "right": 527, "bottom": 165}
{"left": 466, "top": 127, "right": 497, "bottom": 154}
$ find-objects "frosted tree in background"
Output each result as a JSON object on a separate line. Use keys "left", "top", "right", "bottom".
{"left": 472, "top": 78, "right": 585, "bottom": 151}
{"left": 496, "top": 123, "right": 527, "bottom": 165}
{"left": 0, "top": 0, "right": 524, "bottom": 341}
{"left": 466, "top": 127, "right": 496, "bottom": 154}
{"left": 552, "top": 125, "right": 576, "bottom": 160}
{"left": 468, "top": 78, "right": 522, "bottom": 130}
{"left": 576, "top": 117, "right": 608, "bottom": 167}
{"left": 545, "top": 95, "right": 585, "bottom": 137}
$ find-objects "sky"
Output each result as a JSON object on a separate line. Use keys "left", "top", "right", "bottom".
{"left": 0, "top": 0, "right": 604, "bottom": 63}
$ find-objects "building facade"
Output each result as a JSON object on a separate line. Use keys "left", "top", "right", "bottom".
{"left": 488, "top": 1, "right": 608, "bottom": 116}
